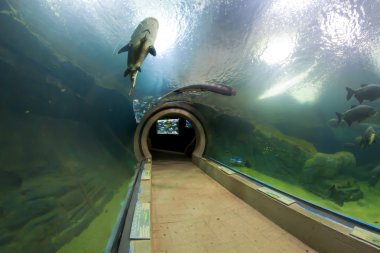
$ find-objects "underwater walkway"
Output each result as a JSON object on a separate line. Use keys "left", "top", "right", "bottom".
{"left": 150, "top": 153, "right": 316, "bottom": 253}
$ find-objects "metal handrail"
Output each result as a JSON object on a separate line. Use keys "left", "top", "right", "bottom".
{"left": 105, "top": 160, "right": 145, "bottom": 253}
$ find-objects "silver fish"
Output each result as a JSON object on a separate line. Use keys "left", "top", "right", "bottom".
{"left": 335, "top": 105, "right": 377, "bottom": 127}
{"left": 327, "top": 118, "right": 348, "bottom": 128}
{"left": 346, "top": 84, "right": 380, "bottom": 104}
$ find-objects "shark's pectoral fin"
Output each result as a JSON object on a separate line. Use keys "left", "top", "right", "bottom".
{"left": 118, "top": 43, "right": 131, "bottom": 54}
{"left": 123, "top": 68, "right": 130, "bottom": 77}
{"left": 137, "top": 67, "right": 141, "bottom": 72}
{"left": 148, "top": 46, "right": 157, "bottom": 56}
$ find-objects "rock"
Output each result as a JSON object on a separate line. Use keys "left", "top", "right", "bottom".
{"left": 302, "top": 152, "right": 362, "bottom": 206}
{"left": 328, "top": 181, "right": 363, "bottom": 206}
{"left": 302, "top": 152, "right": 356, "bottom": 183}
{"left": 368, "top": 167, "right": 380, "bottom": 186}
{"left": 303, "top": 179, "right": 363, "bottom": 206}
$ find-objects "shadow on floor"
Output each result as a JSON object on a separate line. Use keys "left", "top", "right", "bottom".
{"left": 150, "top": 149, "right": 191, "bottom": 162}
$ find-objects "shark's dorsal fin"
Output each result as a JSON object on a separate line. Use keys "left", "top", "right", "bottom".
{"left": 148, "top": 46, "right": 156, "bottom": 56}
{"left": 118, "top": 43, "right": 131, "bottom": 54}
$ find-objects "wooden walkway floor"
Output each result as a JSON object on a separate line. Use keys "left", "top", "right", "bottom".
{"left": 151, "top": 155, "right": 316, "bottom": 253}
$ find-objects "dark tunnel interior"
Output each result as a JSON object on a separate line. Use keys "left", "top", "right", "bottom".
{"left": 148, "top": 117, "right": 196, "bottom": 157}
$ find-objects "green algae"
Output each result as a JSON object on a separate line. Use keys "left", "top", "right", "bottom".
{"left": 302, "top": 151, "right": 356, "bottom": 183}
{"left": 57, "top": 178, "right": 133, "bottom": 253}
{"left": 254, "top": 123, "right": 317, "bottom": 154}
{"left": 236, "top": 166, "right": 380, "bottom": 226}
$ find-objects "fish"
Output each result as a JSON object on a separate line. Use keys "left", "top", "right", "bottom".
{"left": 335, "top": 105, "right": 377, "bottom": 127}
{"left": 346, "top": 84, "right": 380, "bottom": 104}
{"left": 118, "top": 17, "right": 159, "bottom": 96}
{"left": 359, "top": 126, "right": 376, "bottom": 148}
{"left": 159, "top": 83, "right": 236, "bottom": 100}
{"left": 327, "top": 118, "right": 348, "bottom": 128}
{"left": 229, "top": 156, "right": 245, "bottom": 167}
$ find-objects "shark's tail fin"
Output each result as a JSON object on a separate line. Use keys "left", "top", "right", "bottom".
{"left": 129, "top": 79, "right": 136, "bottom": 96}
{"left": 128, "top": 72, "right": 138, "bottom": 96}
{"left": 346, "top": 87, "right": 355, "bottom": 101}
{"left": 128, "top": 88, "right": 134, "bottom": 96}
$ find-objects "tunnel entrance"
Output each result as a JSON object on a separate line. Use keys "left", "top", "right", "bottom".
{"left": 148, "top": 117, "right": 196, "bottom": 157}
{"left": 134, "top": 103, "right": 206, "bottom": 161}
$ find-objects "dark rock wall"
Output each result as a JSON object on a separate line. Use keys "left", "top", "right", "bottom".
{"left": 0, "top": 7, "right": 137, "bottom": 253}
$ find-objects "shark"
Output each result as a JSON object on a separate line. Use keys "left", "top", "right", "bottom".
{"left": 118, "top": 17, "right": 159, "bottom": 96}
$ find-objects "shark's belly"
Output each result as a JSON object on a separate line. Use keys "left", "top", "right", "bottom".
{"left": 130, "top": 18, "right": 158, "bottom": 43}
{"left": 127, "top": 43, "right": 150, "bottom": 67}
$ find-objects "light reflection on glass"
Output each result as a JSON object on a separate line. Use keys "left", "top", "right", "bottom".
{"left": 370, "top": 39, "right": 380, "bottom": 75}
{"left": 43, "top": 0, "right": 199, "bottom": 56}
{"left": 319, "top": 1, "right": 366, "bottom": 56}
{"left": 272, "top": 0, "right": 313, "bottom": 14}
{"left": 259, "top": 34, "right": 296, "bottom": 65}
{"left": 259, "top": 63, "right": 317, "bottom": 101}
{"left": 290, "top": 84, "right": 321, "bottom": 103}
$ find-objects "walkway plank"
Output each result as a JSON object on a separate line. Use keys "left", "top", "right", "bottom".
{"left": 151, "top": 157, "right": 316, "bottom": 253}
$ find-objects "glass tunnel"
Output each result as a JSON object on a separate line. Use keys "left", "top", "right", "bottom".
{"left": 1, "top": 0, "right": 380, "bottom": 252}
